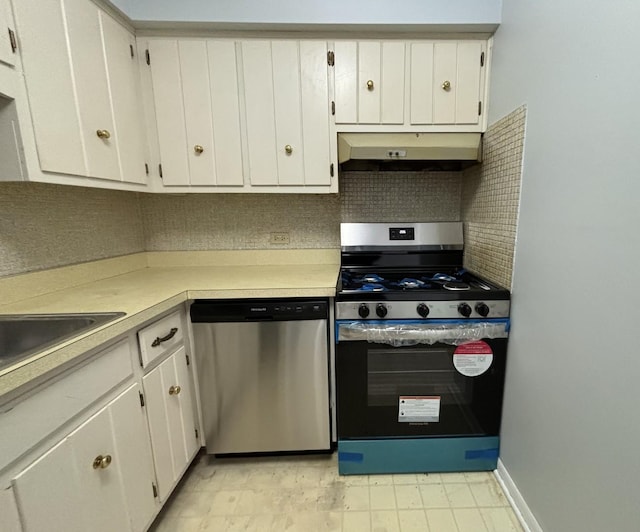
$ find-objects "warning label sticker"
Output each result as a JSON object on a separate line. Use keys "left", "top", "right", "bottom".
{"left": 398, "top": 396, "right": 441, "bottom": 423}
{"left": 453, "top": 340, "right": 493, "bottom": 377}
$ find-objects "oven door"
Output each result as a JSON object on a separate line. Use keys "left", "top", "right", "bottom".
{"left": 335, "top": 319, "right": 508, "bottom": 440}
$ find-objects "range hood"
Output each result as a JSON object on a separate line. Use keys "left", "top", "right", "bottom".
{"left": 337, "top": 132, "right": 482, "bottom": 170}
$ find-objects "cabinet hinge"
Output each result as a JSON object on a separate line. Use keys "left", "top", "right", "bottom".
{"left": 145, "top": 49, "right": 151, "bottom": 65}
{"left": 331, "top": 101, "right": 335, "bottom": 116}
{"left": 139, "top": 391, "right": 145, "bottom": 407}
{"left": 327, "top": 50, "right": 334, "bottom": 66}
{"left": 195, "top": 428, "right": 199, "bottom": 439}
{"left": 8, "top": 28, "right": 17, "bottom": 53}
{"left": 480, "top": 51, "right": 485, "bottom": 67}
{"left": 478, "top": 101, "right": 482, "bottom": 116}
{"left": 152, "top": 482, "right": 158, "bottom": 498}
{"left": 186, "top": 353, "right": 191, "bottom": 366}
{"left": 330, "top": 163, "right": 334, "bottom": 177}
{"left": 158, "top": 164, "right": 163, "bottom": 178}
{"left": 145, "top": 163, "right": 149, "bottom": 175}
{"left": 130, "top": 44, "right": 134, "bottom": 58}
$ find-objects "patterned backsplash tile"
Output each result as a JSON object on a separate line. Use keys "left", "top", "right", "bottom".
{"left": 0, "top": 182, "right": 144, "bottom": 278}
{"left": 462, "top": 106, "right": 526, "bottom": 289}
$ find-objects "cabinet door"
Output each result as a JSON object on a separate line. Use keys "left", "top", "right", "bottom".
{"left": 148, "top": 39, "right": 244, "bottom": 187}
{"left": 0, "top": 485, "right": 23, "bottom": 532}
{"left": 335, "top": 41, "right": 404, "bottom": 125}
{"left": 100, "top": 12, "right": 147, "bottom": 184}
{"left": 143, "top": 347, "right": 198, "bottom": 501}
{"left": 433, "top": 41, "right": 483, "bottom": 125}
{"left": 242, "top": 40, "right": 332, "bottom": 187}
{"left": 241, "top": 40, "right": 278, "bottom": 186}
{"left": 0, "top": 0, "right": 16, "bottom": 66}
{"left": 64, "top": 0, "right": 119, "bottom": 180}
{"left": 12, "top": 384, "right": 156, "bottom": 532}
{"left": 11, "top": 0, "right": 86, "bottom": 176}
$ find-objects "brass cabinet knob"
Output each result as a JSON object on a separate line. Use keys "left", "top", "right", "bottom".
{"left": 194, "top": 145, "right": 204, "bottom": 155}
{"left": 284, "top": 145, "right": 293, "bottom": 155}
{"left": 169, "top": 385, "right": 181, "bottom": 396}
{"left": 96, "top": 129, "right": 111, "bottom": 139}
{"left": 366, "top": 80, "right": 374, "bottom": 91}
{"left": 92, "top": 454, "right": 112, "bottom": 470}
{"left": 442, "top": 80, "right": 451, "bottom": 91}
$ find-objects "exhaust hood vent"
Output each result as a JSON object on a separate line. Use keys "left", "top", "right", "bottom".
{"left": 337, "top": 132, "right": 482, "bottom": 171}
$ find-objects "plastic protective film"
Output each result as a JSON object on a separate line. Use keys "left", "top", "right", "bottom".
{"left": 337, "top": 321, "right": 509, "bottom": 347}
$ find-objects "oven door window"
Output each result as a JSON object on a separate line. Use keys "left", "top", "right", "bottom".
{"left": 336, "top": 340, "right": 507, "bottom": 439}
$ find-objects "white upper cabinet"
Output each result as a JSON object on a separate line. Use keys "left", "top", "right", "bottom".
{"left": 147, "top": 38, "right": 244, "bottom": 187}
{"left": 241, "top": 40, "right": 334, "bottom": 188}
{"left": 413, "top": 41, "right": 485, "bottom": 126}
{"left": 335, "top": 41, "right": 405, "bottom": 125}
{"left": 0, "top": 0, "right": 16, "bottom": 66}
{"left": 334, "top": 39, "right": 488, "bottom": 131}
{"left": 11, "top": 0, "right": 147, "bottom": 185}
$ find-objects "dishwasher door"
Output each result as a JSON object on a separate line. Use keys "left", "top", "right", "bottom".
{"left": 193, "top": 318, "right": 330, "bottom": 454}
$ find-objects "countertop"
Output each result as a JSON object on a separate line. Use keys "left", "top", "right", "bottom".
{"left": 0, "top": 250, "right": 340, "bottom": 400}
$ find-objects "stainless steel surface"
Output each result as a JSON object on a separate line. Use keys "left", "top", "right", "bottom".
{"left": 0, "top": 312, "right": 126, "bottom": 371}
{"left": 336, "top": 300, "right": 510, "bottom": 320}
{"left": 194, "top": 319, "right": 331, "bottom": 454}
{"left": 340, "top": 222, "right": 464, "bottom": 250}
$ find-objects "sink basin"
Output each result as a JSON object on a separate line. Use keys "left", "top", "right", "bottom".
{"left": 0, "top": 312, "right": 126, "bottom": 371}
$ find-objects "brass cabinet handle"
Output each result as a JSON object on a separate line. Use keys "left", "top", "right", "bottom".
{"left": 366, "top": 80, "right": 374, "bottom": 91}
{"left": 96, "top": 129, "right": 111, "bottom": 139}
{"left": 92, "top": 454, "right": 112, "bottom": 470}
{"left": 169, "top": 385, "right": 182, "bottom": 396}
{"left": 442, "top": 80, "right": 451, "bottom": 91}
{"left": 194, "top": 144, "right": 204, "bottom": 155}
{"left": 284, "top": 145, "right": 293, "bottom": 155}
{"left": 151, "top": 327, "right": 178, "bottom": 347}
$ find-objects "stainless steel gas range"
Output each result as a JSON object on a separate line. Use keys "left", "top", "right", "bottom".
{"left": 334, "top": 222, "right": 510, "bottom": 475}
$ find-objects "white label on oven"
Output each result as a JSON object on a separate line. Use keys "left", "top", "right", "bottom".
{"left": 453, "top": 341, "right": 493, "bottom": 377}
{"left": 398, "top": 396, "right": 440, "bottom": 423}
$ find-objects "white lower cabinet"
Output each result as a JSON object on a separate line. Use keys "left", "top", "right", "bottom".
{"left": 143, "top": 345, "right": 199, "bottom": 502}
{"left": 12, "top": 384, "right": 157, "bottom": 532}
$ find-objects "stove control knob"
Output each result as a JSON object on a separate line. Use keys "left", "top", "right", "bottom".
{"left": 475, "top": 302, "right": 490, "bottom": 317}
{"left": 458, "top": 303, "right": 472, "bottom": 318}
{"left": 417, "top": 303, "right": 430, "bottom": 318}
{"left": 358, "top": 303, "right": 370, "bottom": 318}
{"left": 376, "top": 303, "right": 388, "bottom": 318}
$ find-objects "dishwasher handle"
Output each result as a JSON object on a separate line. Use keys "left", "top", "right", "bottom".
{"left": 191, "top": 299, "right": 328, "bottom": 323}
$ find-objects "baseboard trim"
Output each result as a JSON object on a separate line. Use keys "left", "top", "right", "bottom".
{"left": 494, "top": 459, "right": 543, "bottom": 532}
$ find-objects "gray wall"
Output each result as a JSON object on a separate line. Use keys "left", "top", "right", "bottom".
{"left": 111, "top": 0, "right": 501, "bottom": 27}
{"left": 489, "top": 1, "right": 640, "bottom": 531}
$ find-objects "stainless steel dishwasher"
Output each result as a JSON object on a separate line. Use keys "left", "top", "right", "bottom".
{"left": 190, "top": 299, "right": 331, "bottom": 454}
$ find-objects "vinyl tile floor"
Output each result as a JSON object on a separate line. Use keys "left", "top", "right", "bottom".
{"left": 149, "top": 452, "right": 524, "bottom": 532}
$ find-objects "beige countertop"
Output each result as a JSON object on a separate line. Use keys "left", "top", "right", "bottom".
{"left": 0, "top": 250, "right": 340, "bottom": 400}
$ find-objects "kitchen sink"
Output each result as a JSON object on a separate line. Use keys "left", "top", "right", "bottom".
{"left": 0, "top": 312, "right": 126, "bottom": 371}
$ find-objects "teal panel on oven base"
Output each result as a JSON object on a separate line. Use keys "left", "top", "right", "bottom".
{"left": 338, "top": 437, "right": 499, "bottom": 475}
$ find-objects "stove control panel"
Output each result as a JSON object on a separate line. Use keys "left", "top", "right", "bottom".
{"left": 336, "top": 300, "right": 510, "bottom": 320}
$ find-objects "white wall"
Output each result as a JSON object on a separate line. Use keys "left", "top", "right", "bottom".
{"left": 490, "top": 2, "right": 640, "bottom": 531}
{"left": 108, "top": 0, "right": 500, "bottom": 29}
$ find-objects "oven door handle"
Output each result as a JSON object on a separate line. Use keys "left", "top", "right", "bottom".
{"left": 335, "top": 319, "right": 509, "bottom": 346}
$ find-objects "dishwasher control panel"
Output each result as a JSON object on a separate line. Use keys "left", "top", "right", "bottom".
{"left": 191, "top": 299, "right": 329, "bottom": 322}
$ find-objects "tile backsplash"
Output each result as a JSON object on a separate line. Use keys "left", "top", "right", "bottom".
{"left": 0, "top": 128, "right": 522, "bottom": 282}
{"left": 462, "top": 106, "right": 526, "bottom": 289}
{"left": 0, "top": 183, "right": 144, "bottom": 278}
{"left": 140, "top": 171, "right": 462, "bottom": 251}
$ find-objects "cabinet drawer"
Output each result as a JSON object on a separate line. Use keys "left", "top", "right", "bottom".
{"left": 137, "top": 311, "right": 184, "bottom": 367}
{"left": 0, "top": 339, "right": 133, "bottom": 473}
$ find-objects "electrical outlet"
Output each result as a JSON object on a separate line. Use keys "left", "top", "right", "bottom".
{"left": 269, "top": 232, "right": 290, "bottom": 245}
